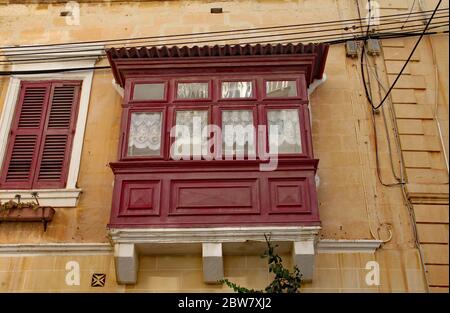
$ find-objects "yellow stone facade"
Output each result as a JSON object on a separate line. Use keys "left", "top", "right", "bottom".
{"left": 0, "top": 0, "right": 448, "bottom": 292}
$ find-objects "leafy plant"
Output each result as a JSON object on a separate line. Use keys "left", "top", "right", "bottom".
{"left": 219, "top": 234, "right": 303, "bottom": 293}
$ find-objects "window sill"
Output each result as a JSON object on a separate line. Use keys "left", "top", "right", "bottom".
{"left": 0, "top": 188, "right": 81, "bottom": 207}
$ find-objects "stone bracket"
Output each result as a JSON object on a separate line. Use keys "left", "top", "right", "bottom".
{"left": 292, "top": 240, "right": 315, "bottom": 282}
{"left": 114, "top": 243, "right": 138, "bottom": 285}
{"left": 202, "top": 243, "right": 224, "bottom": 284}
{"left": 109, "top": 226, "right": 321, "bottom": 285}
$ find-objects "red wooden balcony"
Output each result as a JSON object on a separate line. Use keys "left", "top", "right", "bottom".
{"left": 106, "top": 43, "right": 328, "bottom": 230}
{"left": 105, "top": 43, "right": 329, "bottom": 284}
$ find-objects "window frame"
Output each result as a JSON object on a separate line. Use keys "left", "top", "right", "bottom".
{"left": 120, "top": 73, "right": 312, "bottom": 161}
{"left": 0, "top": 57, "right": 99, "bottom": 207}
{"left": 216, "top": 104, "right": 258, "bottom": 159}
{"left": 217, "top": 78, "right": 257, "bottom": 101}
{"left": 262, "top": 77, "right": 303, "bottom": 100}
{"left": 261, "top": 104, "right": 311, "bottom": 158}
{"left": 123, "top": 107, "right": 167, "bottom": 160}
{"left": 173, "top": 79, "right": 212, "bottom": 102}
{"left": 129, "top": 79, "right": 169, "bottom": 104}
{"left": 0, "top": 80, "right": 82, "bottom": 190}
{"left": 168, "top": 104, "right": 213, "bottom": 160}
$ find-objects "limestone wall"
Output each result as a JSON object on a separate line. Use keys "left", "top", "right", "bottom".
{"left": 0, "top": 0, "right": 447, "bottom": 292}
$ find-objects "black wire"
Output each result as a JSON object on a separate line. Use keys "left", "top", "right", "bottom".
{"left": 359, "top": 0, "right": 443, "bottom": 187}
{"left": 367, "top": 0, "right": 372, "bottom": 38}
{"left": 361, "top": 1, "right": 404, "bottom": 187}
{"left": 1, "top": 20, "right": 447, "bottom": 64}
{"left": 361, "top": 44, "right": 375, "bottom": 107}
{"left": 0, "top": 29, "right": 446, "bottom": 76}
{"left": 2, "top": 13, "right": 448, "bottom": 56}
{"left": 371, "top": 0, "right": 443, "bottom": 111}
{"left": 1, "top": 7, "right": 447, "bottom": 53}
{"left": 3, "top": 13, "right": 447, "bottom": 58}
{"left": 401, "top": 0, "right": 417, "bottom": 29}
{"left": 371, "top": 100, "right": 405, "bottom": 187}
{"left": 338, "top": 28, "right": 448, "bottom": 44}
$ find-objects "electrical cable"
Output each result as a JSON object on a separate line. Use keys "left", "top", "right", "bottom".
{"left": 370, "top": 0, "right": 443, "bottom": 111}
{"left": 0, "top": 20, "right": 447, "bottom": 65}
{"left": 0, "top": 23, "right": 447, "bottom": 75}
{"left": 367, "top": 0, "right": 372, "bottom": 38}
{"left": 2, "top": 13, "right": 447, "bottom": 58}
{"left": 1, "top": 7, "right": 446, "bottom": 52}
{"left": 361, "top": 1, "right": 445, "bottom": 293}
{"left": 359, "top": 0, "right": 444, "bottom": 187}
{"left": 372, "top": 57, "right": 403, "bottom": 182}
{"left": 363, "top": 48, "right": 404, "bottom": 187}
{"left": 355, "top": 0, "right": 394, "bottom": 244}
{"left": 401, "top": 0, "right": 417, "bottom": 29}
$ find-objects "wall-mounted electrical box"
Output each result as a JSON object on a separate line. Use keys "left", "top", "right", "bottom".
{"left": 367, "top": 39, "right": 381, "bottom": 56}
{"left": 345, "top": 40, "right": 358, "bottom": 58}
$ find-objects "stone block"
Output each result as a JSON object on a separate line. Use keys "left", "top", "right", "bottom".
{"left": 114, "top": 243, "right": 138, "bottom": 284}
{"left": 202, "top": 243, "right": 224, "bottom": 284}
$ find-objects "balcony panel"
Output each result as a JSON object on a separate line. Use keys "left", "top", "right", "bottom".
{"left": 108, "top": 160, "right": 320, "bottom": 228}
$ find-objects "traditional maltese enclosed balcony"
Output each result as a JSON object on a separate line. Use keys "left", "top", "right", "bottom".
{"left": 106, "top": 43, "right": 329, "bottom": 284}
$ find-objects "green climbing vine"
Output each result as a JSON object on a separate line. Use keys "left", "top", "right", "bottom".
{"left": 219, "top": 234, "right": 303, "bottom": 293}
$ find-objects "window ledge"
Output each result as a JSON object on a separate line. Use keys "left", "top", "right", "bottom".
{"left": 0, "top": 189, "right": 81, "bottom": 207}
{"left": 316, "top": 239, "right": 383, "bottom": 254}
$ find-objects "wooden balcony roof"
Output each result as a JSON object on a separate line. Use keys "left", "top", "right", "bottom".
{"left": 106, "top": 43, "right": 329, "bottom": 87}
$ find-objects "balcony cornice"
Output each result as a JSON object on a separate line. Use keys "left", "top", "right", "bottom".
{"left": 109, "top": 158, "right": 320, "bottom": 174}
{"left": 108, "top": 226, "right": 321, "bottom": 285}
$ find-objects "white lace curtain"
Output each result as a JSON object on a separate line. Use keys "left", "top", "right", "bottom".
{"left": 177, "top": 83, "right": 208, "bottom": 99}
{"left": 222, "top": 110, "right": 255, "bottom": 153}
{"left": 266, "top": 80, "right": 297, "bottom": 97}
{"left": 268, "top": 109, "right": 302, "bottom": 152}
{"left": 127, "top": 109, "right": 302, "bottom": 157}
{"left": 128, "top": 112, "right": 162, "bottom": 155}
{"left": 175, "top": 110, "right": 208, "bottom": 134}
{"left": 221, "top": 81, "right": 253, "bottom": 98}
{"left": 173, "top": 110, "right": 208, "bottom": 156}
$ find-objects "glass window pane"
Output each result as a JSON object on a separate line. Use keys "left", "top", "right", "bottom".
{"left": 173, "top": 110, "right": 208, "bottom": 157}
{"left": 128, "top": 112, "right": 162, "bottom": 156}
{"left": 133, "top": 83, "right": 165, "bottom": 100}
{"left": 268, "top": 109, "right": 302, "bottom": 154}
{"left": 266, "top": 81, "right": 298, "bottom": 97}
{"left": 222, "top": 110, "right": 255, "bottom": 156}
{"left": 221, "top": 81, "right": 253, "bottom": 98}
{"left": 177, "top": 82, "right": 209, "bottom": 99}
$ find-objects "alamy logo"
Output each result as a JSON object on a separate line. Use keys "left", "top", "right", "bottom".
{"left": 365, "top": 261, "right": 380, "bottom": 286}
{"left": 169, "top": 119, "right": 282, "bottom": 171}
{"left": 65, "top": 261, "right": 80, "bottom": 286}
{"left": 366, "top": 1, "right": 381, "bottom": 27}
{"left": 64, "top": 1, "right": 80, "bottom": 26}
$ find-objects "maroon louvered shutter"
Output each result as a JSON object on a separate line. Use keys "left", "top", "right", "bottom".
{"left": 0, "top": 83, "right": 51, "bottom": 189}
{"left": 0, "top": 81, "right": 81, "bottom": 189}
{"left": 33, "top": 82, "right": 81, "bottom": 188}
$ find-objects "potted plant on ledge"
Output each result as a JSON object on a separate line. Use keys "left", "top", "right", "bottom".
{"left": 0, "top": 192, "right": 55, "bottom": 231}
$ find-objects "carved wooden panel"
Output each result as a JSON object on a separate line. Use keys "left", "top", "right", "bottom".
{"left": 268, "top": 178, "right": 311, "bottom": 214}
{"left": 119, "top": 181, "right": 161, "bottom": 217}
{"left": 109, "top": 161, "right": 320, "bottom": 227}
{"left": 169, "top": 179, "right": 259, "bottom": 215}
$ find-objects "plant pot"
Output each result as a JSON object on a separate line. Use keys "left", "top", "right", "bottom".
{"left": 0, "top": 206, "right": 55, "bottom": 231}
